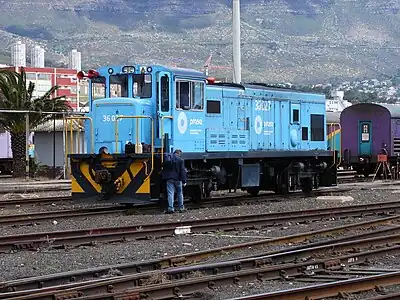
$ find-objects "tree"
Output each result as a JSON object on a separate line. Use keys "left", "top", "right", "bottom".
{"left": 0, "top": 68, "right": 71, "bottom": 178}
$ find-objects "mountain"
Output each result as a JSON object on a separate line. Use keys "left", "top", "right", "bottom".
{"left": 0, "top": 0, "right": 399, "bottom": 84}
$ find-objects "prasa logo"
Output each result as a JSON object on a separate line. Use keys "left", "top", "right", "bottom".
{"left": 255, "top": 100, "right": 272, "bottom": 112}
{"left": 102, "top": 114, "right": 122, "bottom": 122}
{"left": 190, "top": 119, "right": 203, "bottom": 126}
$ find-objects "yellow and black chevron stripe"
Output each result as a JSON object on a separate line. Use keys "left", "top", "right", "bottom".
{"left": 70, "top": 154, "right": 151, "bottom": 202}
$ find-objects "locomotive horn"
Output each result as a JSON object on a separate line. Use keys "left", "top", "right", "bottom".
{"left": 76, "top": 71, "right": 86, "bottom": 80}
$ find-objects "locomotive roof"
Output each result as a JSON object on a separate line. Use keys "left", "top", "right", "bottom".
{"left": 243, "top": 83, "right": 324, "bottom": 95}
{"left": 208, "top": 82, "right": 325, "bottom": 96}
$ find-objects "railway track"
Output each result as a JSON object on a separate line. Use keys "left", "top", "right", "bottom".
{"left": 227, "top": 272, "right": 400, "bottom": 300}
{"left": 0, "top": 187, "right": 351, "bottom": 225}
{"left": 4, "top": 220, "right": 400, "bottom": 299}
{"left": 2, "top": 209, "right": 400, "bottom": 295}
{"left": 1, "top": 198, "right": 400, "bottom": 253}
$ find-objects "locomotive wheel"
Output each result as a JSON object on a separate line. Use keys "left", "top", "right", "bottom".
{"left": 247, "top": 187, "right": 260, "bottom": 196}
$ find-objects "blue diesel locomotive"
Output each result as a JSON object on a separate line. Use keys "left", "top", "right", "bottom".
{"left": 67, "top": 64, "right": 337, "bottom": 204}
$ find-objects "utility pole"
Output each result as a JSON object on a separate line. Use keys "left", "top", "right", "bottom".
{"left": 232, "top": 0, "right": 242, "bottom": 84}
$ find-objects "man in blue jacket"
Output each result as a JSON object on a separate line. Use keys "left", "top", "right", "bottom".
{"left": 161, "top": 149, "right": 187, "bottom": 213}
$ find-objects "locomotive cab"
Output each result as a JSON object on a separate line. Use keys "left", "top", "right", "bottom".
{"left": 66, "top": 64, "right": 207, "bottom": 203}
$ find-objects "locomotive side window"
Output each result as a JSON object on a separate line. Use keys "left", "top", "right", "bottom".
{"left": 207, "top": 100, "right": 221, "bottom": 114}
{"left": 192, "top": 82, "right": 204, "bottom": 110}
{"left": 109, "top": 74, "right": 128, "bottom": 98}
{"left": 176, "top": 80, "right": 204, "bottom": 110}
{"left": 161, "top": 75, "right": 169, "bottom": 112}
{"left": 302, "top": 127, "right": 308, "bottom": 140}
{"left": 310, "top": 114, "right": 324, "bottom": 141}
{"left": 133, "top": 74, "right": 152, "bottom": 98}
{"left": 91, "top": 76, "right": 106, "bottom": 100}
{"left": 293, "top": 109, "right": 299, "bottom": 123}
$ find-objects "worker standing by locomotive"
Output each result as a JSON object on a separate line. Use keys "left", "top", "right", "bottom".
{"left": 161, "top": 149, "right": 187, "bottom": 214}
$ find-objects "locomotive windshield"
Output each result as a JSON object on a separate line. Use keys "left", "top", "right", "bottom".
{"left": 91, "top": 76, "right": 106, "bottom": 100}
{"left": 133, "top": 74, "right": 152, "bottom": 98}
{"left": 110, "top": 74, "right": 128, "bottom": 97}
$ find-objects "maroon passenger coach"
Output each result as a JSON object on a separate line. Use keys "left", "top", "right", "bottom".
{"left": 341, "top": 103, "right": 400, "bottom": 177}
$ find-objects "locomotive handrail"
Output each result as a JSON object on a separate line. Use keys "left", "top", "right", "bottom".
{"left": 161, "top": 115, "right": 173, "bottom": 164}
{"left": 64, "top": 116, "right": 94, "bottom": 175}
{"left": 115, "top": 115, "right": 154, "bottom": 177}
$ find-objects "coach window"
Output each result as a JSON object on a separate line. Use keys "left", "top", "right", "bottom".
{"left": 176, "top": 80, "right": 204, "bottom": 110}
{"left": 109, "top": 74, "right": 128, "bottom": 98}
{"left": 133, "top": 74, "right": 152, "bottom": 98}
{"left": 310, "top": 114, "right": 324, "bottom": 141}
{"left": 91, "top": 76, "right": 106, "bottom": 100}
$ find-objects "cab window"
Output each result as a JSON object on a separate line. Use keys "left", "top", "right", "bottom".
{"left": 109, "top": 74, "right": 128, "bottom": 97}
{"left": 91, "top": 76, "right": 106, "bottom": 100}
{"left": 133, "top": 74, "right": 152, "bottom": 98}
{"left": 176, "top": 80, "right": 204, "bottom": 110}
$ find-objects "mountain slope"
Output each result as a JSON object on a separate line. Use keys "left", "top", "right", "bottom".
{"left": 0, "top": 0, "right": 399, "bottom": 83}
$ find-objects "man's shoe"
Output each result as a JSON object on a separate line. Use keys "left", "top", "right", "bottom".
{"left": 178, "top": 208, "right": 186, "bottom": 213}
{"left": 165, "top": 210, "right": 174, "bottom": 214}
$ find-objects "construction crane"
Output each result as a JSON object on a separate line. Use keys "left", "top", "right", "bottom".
{"left": 200, "top": 53, "right": 231, "bottom": 76}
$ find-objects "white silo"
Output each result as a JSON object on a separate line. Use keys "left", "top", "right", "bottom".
{"left": 11, "top": 41, "right": 26, "bottom": 67}
{"left": 68, "top": 49, "right": 81, "bottom": 71}
{"left": 31, "top": 45, "right": 45, "bottom": 68}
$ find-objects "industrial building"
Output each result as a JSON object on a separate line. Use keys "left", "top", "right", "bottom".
{"left": 0, "top": 66, "right": 80, "bottom": 109}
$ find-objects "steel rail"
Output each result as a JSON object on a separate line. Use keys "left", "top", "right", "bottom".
{"left": 0, "top": 186, "right": 347, "bottom": 208}
{"left": 365, "top": 292, "right": 400, "bottom": 300}
{"left": 2, "top": 215, "right": 400, "bottom": 295}
{"left": 1, "top": 198, "right": 400, "bottom": 252}
{"left": 0, "top": 206, "right": 129, "bottom": 225}
{"left": 226, "top": 272, "right": 400, "bottom": 300}
{"left": 9, "top": 244, "right": 400, "bottom": 300}
{"left": 0, "top": 196, "right": 72, "bottom": 207}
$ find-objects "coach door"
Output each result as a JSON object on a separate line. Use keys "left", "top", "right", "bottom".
{"left": 359, "top": 121, "right": 372, "bottom": 156}
{"left": 289, "top": 103, "right": 301, "bottom": 150}
{"left": 157, "top": 72, "right": 173, "bottom": 153}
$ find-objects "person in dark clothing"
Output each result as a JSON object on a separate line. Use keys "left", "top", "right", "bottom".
{"left": 161, "top": 149, "right": 187, "bottom": 213}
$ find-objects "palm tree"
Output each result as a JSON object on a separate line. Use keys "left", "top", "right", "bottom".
{"left": 0, "top": 67, "right": 71, "bottom": 178}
